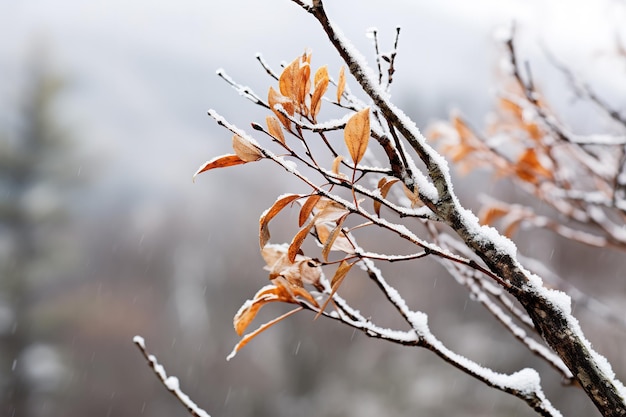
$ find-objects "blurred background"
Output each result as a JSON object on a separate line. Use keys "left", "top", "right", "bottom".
{"left": 1, "top": 0, "right": 625, "bottom": 416}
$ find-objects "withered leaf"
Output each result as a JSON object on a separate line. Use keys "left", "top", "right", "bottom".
{"left": 299, "top": 194, "right": 321, "bottom": 227}
{"left": 374, "top": 177, "right": 400, "bottom": 216}
{"left": 402, "top": 183, "right": 421, "bottom": 208}
{"left": 287, "top": 215, "right": 318, "bottom": 263}
{"left": 193, "top": 154, "right": 247, "bottom": 180}
{"left": 480, "top": 206, "right": 509, "bottom": 226}
{"left": 515, "top": 148, "right": 553, "bottom": 183}
{"left": 314, "top": 197, "right": 350, "bottom": 223}
{"left": 321, "top": 214, "right": 348, "bottom": 262}
{"left": 311, "top": 66, "right": 329, "bottom": 120}
{"left": 279, "top": 57, "right": 301, "bottom": 101}
{"left": 298, "top": 62, "right": 311, "bottom": 114}
{"left": 268, "top": 86, "right": 294, "bottom": 129}
{"left": 315, "top": 223, "right": 354, "bottom": 254}
{"left": 232, "top": 134, "right": 263, "bottom": 162}
{"left": 337, "top": 66, "right": 346, "bottom": 103}
{"left": 228, "top": 306, "right": 303, "bottom": 360}
{"left": 259, "top": 194, "right": 302, "bottom": 248}
{"left": 344, "top": 107, "right": 371, "bottom": 165}
{"left": 315, "top": 260, "right": 354, "bottom": 319}
{"left": 266, "top": 115, "right": 285, "bottom": 145}
{"left": 233, "top": 288, "right": 277, "bottom": 336}
{"left": 332, "top": 155, "right": 344, "bottom": 176}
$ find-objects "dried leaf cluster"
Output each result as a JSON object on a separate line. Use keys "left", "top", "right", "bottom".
{"left": 190, "top": 3, "right": 626, "bottom": 416}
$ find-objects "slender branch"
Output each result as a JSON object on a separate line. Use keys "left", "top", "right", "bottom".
{"left": 133, "top": 336, "right": 212, "bottom": 417}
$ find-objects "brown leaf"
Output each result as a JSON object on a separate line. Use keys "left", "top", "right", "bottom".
{"left": 337, "top": 66, "right": 346, "bottom": 103}
{"left": 287, "top": 215, "right": 318, "bottom": 263}
{"left": 232, "top": 134, "right": 263, "bottom": 162}
{"left": 315, "top": 223, "right": 354, "bottom": 255}
{"left": 259, "top": 194, "right": 302, "bottom": 248}
{"left": 402, "top": 183, "right": 421, "bottom": 208}
{"left": 344, "top": 108, "right": 370, "bottom": 165}
{"left": 266, "top": 115, "right": 285, "bottom": 145}
{"left": 314, "top": 198, "right": 350, "bottom": 223}
{"left": 321, "top": 214, "right": 348, "bottom": 261}
{"left": 268, "top": 86, "right": 294, "bottom": 129}
{"left": 299, "top": 194, "right": 321, "bottom": 227}
{"left": 374, "top": 177, "right": 400, "bottom": 216}
{"left": 262, "top": 245, "right": 322, "bottom": 289}
{"left": 315, "top": 260, "right": 354, "bottom": 319}
{"left": 193, "top": 154, "right": 247, "bottom": 180}
{"left": 311, "top": 66, "right": 329, "bottom": 120}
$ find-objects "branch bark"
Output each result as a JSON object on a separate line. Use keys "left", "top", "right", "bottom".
{"left": 300, "top": 1, "right": 626, "bottom": 415}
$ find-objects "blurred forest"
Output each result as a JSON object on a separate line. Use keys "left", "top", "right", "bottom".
{"left": 1, "top": 1, "right": 626, "bottom": 417}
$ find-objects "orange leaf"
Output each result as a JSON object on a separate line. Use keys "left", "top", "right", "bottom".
{"left": 228, "top": 306, "right": 303, "bottom": 360}
{"left": 344, "top": 108, "right": 370, "bottom": 165}
{"left": 233, "top": 285, "right": 284, "bottom": 336}
{"left": 279, "top": 57, "right": 300, "bottom": 101}
{"left": 259, "top": 194, "right": 303, "bottom": 248}
{"left": 515, "top": 149, "right": 553, "bottom": 183}
{"left": 268, "top": 86, "right": 294, "bottom": 129}
{"left": 337, "top": 66, "right": 346, "bottom": 103}
{"left": 311, "top": 66, "right": 329, "bottom": 120}
{"left": 298, "top": 62, "right": 311, "bottom": 114}
{"left": 232, "top": 134, "right": 263, "bottom": 162}
{"left": 266, "top": 115, "right": 285, "bottom": 145}
{"left": 480, "top": 206, "right": 509, "bottom": 226}
{"left": 299, "top": 194, "right": 321, "bottom": 227}
{"left": 193, "top": 154, "right": 246, "bottom": 180}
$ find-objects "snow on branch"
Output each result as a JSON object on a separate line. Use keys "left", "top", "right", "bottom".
{"left": 133, "top": 336, "right": 211, "bottom": 417}
{"left": 186, "top": 1, "right": 626, "bottom": 415}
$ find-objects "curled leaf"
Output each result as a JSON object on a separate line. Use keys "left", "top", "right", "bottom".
{"left": 321, "top": 214, "right": 349, "bottom": 261}
{"left": 232, "top": 134, "right": 263, "bottom": 162}
{"left": 344, "top": 108, "right": 371, "bottom": 165}
{"left": 193, "top": 154, "right": 246, "bottom": 180}
{"left": 374, "top": 177, "right": 400, "bottom": 216}
{"left": 259, "top": 194, "right": 303, "bottom": 248}
{"left": 337, "top": 66, "right": 346, "bottom": 103}
{"left": 332, "top": 155, "right": 344, "bottom": 176}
